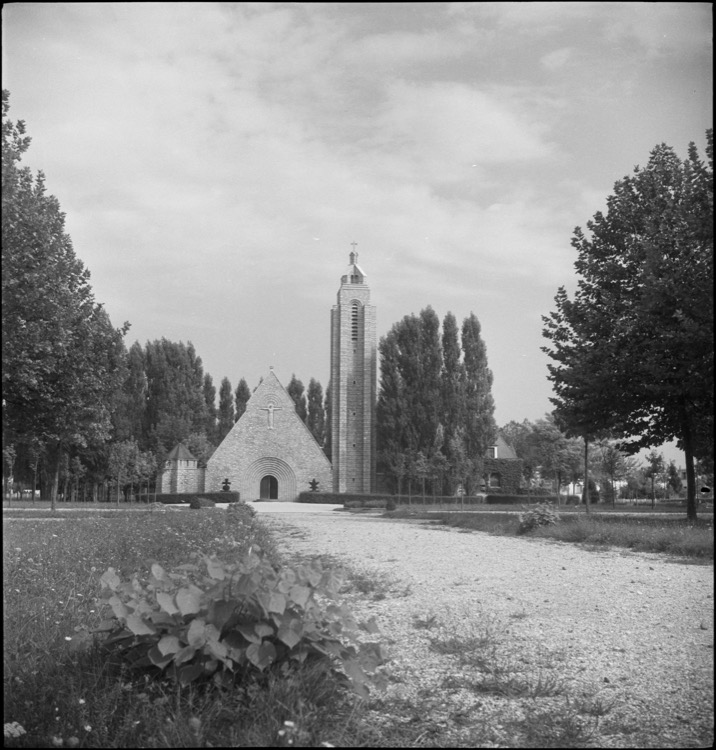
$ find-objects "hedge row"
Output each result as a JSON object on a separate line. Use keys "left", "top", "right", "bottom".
{"left": 157, "top": 492, "right": 240, "bottom": 505}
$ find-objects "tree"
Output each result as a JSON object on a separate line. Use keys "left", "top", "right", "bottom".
{"left": 3, "top": 93, "right": 129, "bottom": 509}
{"left": 543, "top": 131, "right": 713, "bottom": 520}
{"left": 186, "top": 431, "right": 215, "bottom": 467}
{"left": 143, "top": 339, "right": 209, "bottom": 452}
{"left": 644, "top": 450, "right": 665, "bottom": 509}
{"left": 234, "top": 378, "right": 251, "bottom": 422}
{"left": 217, "top": 377, "right": 235, "bottom": 442}
{"left": 112, "top": 341, "right": 147, "bottom": 444}
{"left": 306, "top": 378, "right": 325, "bottom": 447}
{"left": 666, "top": 460, "right": 683, "bottom": 498}
{"left": 287, "top": 374, "right": 307, "bottom": 423}
{"left": 461, "top": 313, "right": 496, "bottom": 491}
{"left": 596, "top": 440, "right": 628, "bottom": 507}
{"left": 202, "top": 373, "right": 217, "bottom": 442}
{"left": 441, "top": 312, "right": 464, "bottom": 488}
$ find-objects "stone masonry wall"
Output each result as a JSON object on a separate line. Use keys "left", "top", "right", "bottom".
{"left": 205, "top": 370, "right": 332, "bottom": 501}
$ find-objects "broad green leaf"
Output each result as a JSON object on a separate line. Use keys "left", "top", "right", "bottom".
{"left": 148, "top": 645, "right": 174, "bottom": 669}
{"left": 91, "top": 618, "right": 117, "bottom": 633}
{"left": 254, "top": 622, "right": 274, "bottom": 639}
{"left": 151, "top": 563, "right": 167, "bottom": 581}
{"left": 173, "top": 645, "right": 196, "bottom": 666}
{"left": 176, "top": 587, "right": 201, "bottom": 616}
{"left": 289, "top": 584, "right": 311, "bottom": 608}
{"left": 100, "top": 567, "right": 121, "bottom": 591}
{"left": 246, "top": 641, "right": 276, "bottom": 670}
{"left": 126, "top": 614, "right": 155, "bottom": 636}
{"left": 207, "top": 600, "right": 236, "bottom": 631}
{"left": 157, "top": 635, "right": 182, "bottom": 656}
{"left": 205, "top": 638, "right": 228, "bottom": 661}
{"left": 187, "top": 618, "right": 207, "bottom": 647}
{"left": 109, "top": 595, "right": 129, "bottom": 620}
{"left": 205, "top": 556, "right": 226, "bottom": 580}
{"left": 178, "top": 662, "right": 204, "bottom": 686}
{"left": 236, "top": 622, "right": 261, "bottom": 644}
{"left": 358, "top": 641, "right": 387, "bottom": 671}
{"left": 359, "top": 616, "right": 380, "bottom": 634}
{"left": 277, "top": 618, "right": 303, "bottom": 649}
{"left": 268, "top": 591, "right": 286, "bottom": 614}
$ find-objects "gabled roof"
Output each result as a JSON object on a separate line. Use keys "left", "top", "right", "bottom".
{"left": 166, "top": 443, "right": 197, "bottom": 462}
{"left": 494, "top": 434, "right": 518, "bottom": 460}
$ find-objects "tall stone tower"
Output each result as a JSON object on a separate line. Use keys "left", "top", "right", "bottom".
{"left": 330, "top": 249, "right": 377, "bottom": 494}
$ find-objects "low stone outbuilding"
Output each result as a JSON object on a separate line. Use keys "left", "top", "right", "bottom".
{"left": 158, "top": 443, "right": 205, "bottom": 494}
{"left": 205, "top": 369, "right": 332, "bottom": 501}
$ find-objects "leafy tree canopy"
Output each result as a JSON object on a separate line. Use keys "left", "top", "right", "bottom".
{"left": 542, "top": 130, "right": 713, "bottom": 519}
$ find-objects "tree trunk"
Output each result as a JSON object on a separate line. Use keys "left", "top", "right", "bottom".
{"left": 46, "top": 442, "right": 62, "bottom": 511}
{"left": 680, "top": 401, "right": 698, "bottom": 522}
{"left": 583, "top": 439, "right": 590, "bottom": 514}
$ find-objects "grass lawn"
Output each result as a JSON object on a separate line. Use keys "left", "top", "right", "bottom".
{"left": 3, "top": 507, "right": 372, "bottom": 748}
{"left": 4, "top": 502, "right": 712, "bottom": 748}
{"left": 383, "top": 505, "right": 714, "bottom": 561}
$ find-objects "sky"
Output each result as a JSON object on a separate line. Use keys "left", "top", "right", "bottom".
{"left": 2, "top": 2, "right": 712, "bottom": 468}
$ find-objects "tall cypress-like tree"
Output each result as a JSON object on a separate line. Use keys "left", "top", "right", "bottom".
{"left": 217, "top": 377, "right": 234, "bottom": 441}
{"left": 203, "top": 373, "right": 217, "bottom": 442}
{"left": 287, "top": 374, "right": 307, "bottom": 423}
{"left": 461, "top": 313, "right": 497, "bottom": 491}
{"left": 306, "top": 378, "right": 325, "bottom": 446}
{"left": 143, "top": 339, "right": 209, "bottom": 452}
{"left": 234, "top": 378, "right": 251, "bottom": 422}
{"left": 441, "top": 311, "right": 464, "bottom": 479}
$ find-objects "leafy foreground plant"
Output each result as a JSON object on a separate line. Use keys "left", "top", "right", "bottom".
{"left": 518, "top": 502, "right": 561, "bottom": 535}
{"left": 74, "top": 547, "right": 387, "bottom": 700}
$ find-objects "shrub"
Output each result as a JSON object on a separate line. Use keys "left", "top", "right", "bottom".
{"left": 518, "top": 502, "right": 561, "bottom": 534}
{"left": 226, "top": 501, "right": 257, "bottom": 521}
{"left": 86, "top": 549, "right": 386, "bottom": 699}
{"left": 190, "top": 497, "right": 216, "bottom": 509}
{"left": 157, "top": 492, "right": 240, "bottom": 505}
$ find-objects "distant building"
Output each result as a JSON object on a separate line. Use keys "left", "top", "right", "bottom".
{"left": 482, "top": 434, "right": 523, "bottom": 493}
{"left": 158, "top": 443, "right": 204, "bottom": 494}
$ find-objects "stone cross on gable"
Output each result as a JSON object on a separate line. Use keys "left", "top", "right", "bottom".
{"left": 260, "top": 401, "right": 282, "bottom": 429}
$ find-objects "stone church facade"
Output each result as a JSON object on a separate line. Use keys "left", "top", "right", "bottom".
{"left": 203, "top": 369, "right": 333, "bottom": 501}
{"left": 159, "top": 251, "right": 375, "bottom": 502}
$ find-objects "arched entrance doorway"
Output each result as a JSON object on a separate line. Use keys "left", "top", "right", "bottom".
{"left": 260, "top": 475, "right": 278, "bottom": 500}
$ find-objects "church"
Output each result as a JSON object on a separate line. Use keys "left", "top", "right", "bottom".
{"left": 158, "top": 250, "right": 522, "bottom": 501}
{"left": 159, "top": 251, "right": 377, "bottom": 501}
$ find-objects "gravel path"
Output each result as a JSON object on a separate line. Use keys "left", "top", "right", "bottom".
{"left": 261, "top": 511, "right": 714, "bottom": 748}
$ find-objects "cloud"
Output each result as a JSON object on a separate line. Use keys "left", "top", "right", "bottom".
{"left": 541, "top": 47, "right": 573, "bottom": 71}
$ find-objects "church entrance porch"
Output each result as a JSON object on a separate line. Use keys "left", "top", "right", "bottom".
{"left": 260, "top": 475, "right": 279, "bottom": 500}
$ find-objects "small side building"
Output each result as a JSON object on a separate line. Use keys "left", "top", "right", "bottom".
{"left": 158, "top": 443, "right": 206, "bottom": 494}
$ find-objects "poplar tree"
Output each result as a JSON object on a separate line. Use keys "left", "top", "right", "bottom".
{"left": 287, "top": 374, "right": 307, "bottom": 423}
{"left": 461, "top": 313, "right": 497, "bottom": 491}
{"left": 441, "top": 311, "right": 464, "bottom": 480}
{"left": 306, "top": 378, "right": 325, "bottom": 446}
{"left": 203, "top": 373, "right": 217, "bottom": 442}
{"left": 217, "top": 377, "right": 234, "bottom": 441}
{"left": 234, "top": 378, "right": 251, "bottom": 422}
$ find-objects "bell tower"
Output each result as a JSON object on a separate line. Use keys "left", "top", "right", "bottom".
{"left": 330, "top": 247, "right": 377, "bottom": 494}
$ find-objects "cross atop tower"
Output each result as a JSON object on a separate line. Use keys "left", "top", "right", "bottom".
{"left": 350, "top": 242, "right": 358, "bottom": 264}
